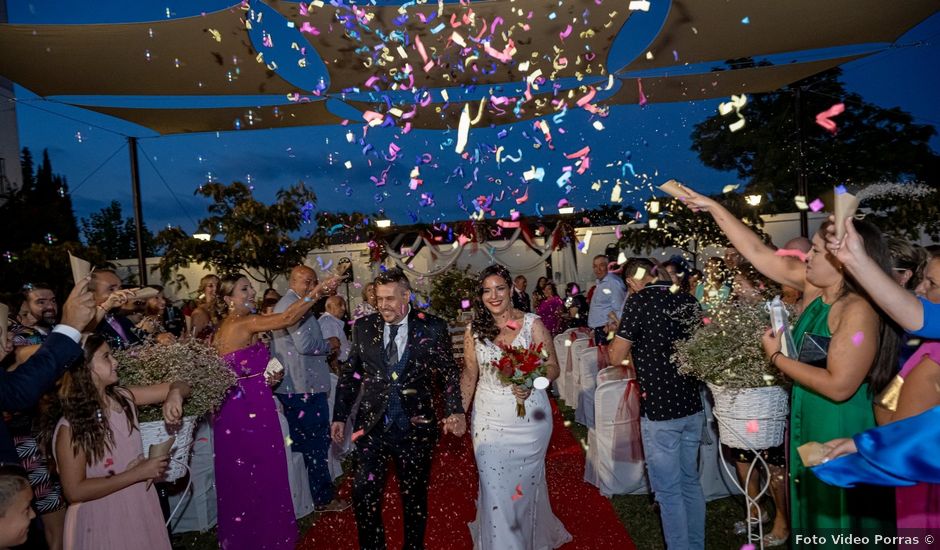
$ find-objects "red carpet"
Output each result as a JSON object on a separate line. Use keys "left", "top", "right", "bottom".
{"left": 299, "top": 400, "right": 635, "bottom": 549}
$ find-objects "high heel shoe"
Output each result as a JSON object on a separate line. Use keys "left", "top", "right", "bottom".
{"left": 732, "top": 511, "right": 770, "bottom": 535}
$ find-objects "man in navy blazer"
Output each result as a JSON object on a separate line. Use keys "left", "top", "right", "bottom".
{"left": 331, "top": 268, "right": 464, "bottom": 550}
{"left": 270, "top": 265, "right": 348, "bottom": 512}
{"left": 1, "top": 279, "right": 96, "bottom": 465}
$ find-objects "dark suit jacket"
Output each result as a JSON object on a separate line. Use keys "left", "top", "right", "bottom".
{"left": 0, "top": 332, "right": 82, "bottom": 464}
{"left": 333, "top": 310, "right": 463, "bottom": 438}
{"left": 95, "top": 314, "right": 142, "bottom": 350}
{"left": 512, "top": 288, "right": 531, "bottom": 313}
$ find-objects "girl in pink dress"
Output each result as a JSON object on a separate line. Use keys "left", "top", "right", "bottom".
{"left": 48, "top": 334, "right": 190, "bottom": 550}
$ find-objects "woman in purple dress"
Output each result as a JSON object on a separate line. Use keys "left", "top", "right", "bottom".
{"left": 536, "top": 282, "right": 566, "bottom": 336}
{"left": 212, "top": 272, "right": 342, "bottom": 549}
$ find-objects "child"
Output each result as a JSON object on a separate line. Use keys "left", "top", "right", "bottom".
{"left": 47, "top": 334, "right": 189, "bottom": 550}
{"left": 0, "top": 471, "right": 34, "bottom": 549}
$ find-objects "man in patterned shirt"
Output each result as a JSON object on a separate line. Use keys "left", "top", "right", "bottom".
{"left": 9, "top": 284, "right": 58, "bottom": 352}
{"left": 4, "top": 283, "right": 67, "bottom": 548}
{"left": 609, "top": 258, "right": 705, "bottom": 550}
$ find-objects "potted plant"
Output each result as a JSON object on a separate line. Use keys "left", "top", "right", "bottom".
{"left": 115, "top": 340, "right": 236, "bottom": 481}
{"left": 674, "top": 300, "right": 790, "bottom": 450}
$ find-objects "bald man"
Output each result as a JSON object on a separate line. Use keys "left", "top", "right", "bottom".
{"left": 270, "top": 265, "right": 348, "bottom": 512}
{"left": 319, "top": 296, "right": 350, "bottom": 365}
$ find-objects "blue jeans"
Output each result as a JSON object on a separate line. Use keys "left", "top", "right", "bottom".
{"left": 641, "top": 412, "right": 706, "bottom": 550}
{"left": 276, "top": 392, "right": 334, "bottom": 506}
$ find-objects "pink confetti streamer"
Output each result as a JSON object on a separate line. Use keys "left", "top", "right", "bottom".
{"left": 637, "top": 79, "right": 647, "bottom": 107}
{"left": 774, "top": 248, "right": 808, "bottom": 262}
{"left": 746, "top": 420, "right": 759, "bottom": 433}
{"left": 815, "top": 103, "right": 845, "bottom": 134}
{"left": 299, "top": 22, "right": 320, "bottom": 35}
{"left": 559, "top": 24, "right": 572, "bottom": 40}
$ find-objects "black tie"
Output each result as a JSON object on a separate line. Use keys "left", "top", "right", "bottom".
{"left": 385, "top": 323, "right": 400, "bottom": 366}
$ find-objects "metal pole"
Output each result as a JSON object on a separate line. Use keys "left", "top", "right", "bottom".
{"left": 795, "top": 89, "right": 809, "bottom": 238}
{"left": 128, "top": 137, "right": 148, "bottom": 285}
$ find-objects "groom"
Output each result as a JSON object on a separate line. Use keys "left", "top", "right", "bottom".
{"left": 331, "top": 268, "right": 466, "bottom": 550}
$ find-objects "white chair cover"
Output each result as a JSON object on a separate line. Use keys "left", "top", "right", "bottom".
{"left": 575, "top": 346, "right": 600, "bottom": 427}
{"left": 553, "top": 333, "right": 570, "bottom": 400}
{"left": 167, "top": 419, "right": 217, "bottom": 533}
{"left": 565, "top": 338, "right": 592, "bottom": 407}
{"left": 274, "top": 396, "right": 316, "bottom": 519}
{"left": 584, "top": 378, "right": 649, "bottom": 496}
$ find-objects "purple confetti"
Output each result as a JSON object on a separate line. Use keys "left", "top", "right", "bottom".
{"left": 852, "top": 331, "right": 864, "bottom": 346}
{"left": 809, "top": 198, "right": 825, "bottom": 212}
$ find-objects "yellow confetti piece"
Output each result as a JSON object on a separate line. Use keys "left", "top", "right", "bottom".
{"left": 633, "top": 267, "right": 647, "bottom": 280}
{"left": 455, "top": 104, "right": 471, "bottom": 154}
{"left": 649, "top": 218, "right": 659, "bottom": 229}
{"left": 610, "top": 183, "right": 623, "bottom": 203}
{"left": 392, "top": 372, "right": 399, "bottom": 380}
{"left": 285, "top": 436, "right": 293, "bottom": 447}
{"left": 592, "top": 120, "right": 605, "bottom": 131}
{"left": 207, "top": 29, "right": 222, "bottom": 42}
{"left": 344, "top": 161, "right": 352, "bottom": 169}
{"left": 794, "top": 195, "right": 809, "bottom": 210}
{"left": 728, "top": 117, "right": 746, "bottom": 132}
{"left": 722, "top": 184, "right": 740, "bottom": 194}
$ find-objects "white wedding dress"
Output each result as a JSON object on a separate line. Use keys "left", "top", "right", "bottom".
{"left": 468, "top": 313, "right": 573, "bottom": 550}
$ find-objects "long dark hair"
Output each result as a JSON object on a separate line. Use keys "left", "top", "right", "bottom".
{"left": 42, "top": 334, "right": 136, "bottom": 465}
{"left": 472, "top": 265, "right": 513, "bottom": 343}
{"left": 827, "top": 219, "right": 900, "bottom": 396}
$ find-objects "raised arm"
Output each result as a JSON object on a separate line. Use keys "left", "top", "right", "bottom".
{"left": 763, "top": 296, "right": 879, "bottom": 402}
{"left": 679, "top": 183, "right": 807, "bottom": 291}
{"left": 242, "top": 275, "right": 344, "bottom": 335}
{"left": 826, "top": 217, "right": 925, "bottom": 334}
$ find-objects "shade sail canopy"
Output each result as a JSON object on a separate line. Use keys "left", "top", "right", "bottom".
{"left": 0, "top": 0, "right": 935, "bottom": 134}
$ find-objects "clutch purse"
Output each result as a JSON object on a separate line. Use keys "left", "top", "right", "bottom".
{"left": 797, "top": 333, "right": 831, "bottom": 369}
{"left": 265, "top": 357, "right": 285, "bottom": 384}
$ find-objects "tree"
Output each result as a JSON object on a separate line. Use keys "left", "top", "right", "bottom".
{"left": 617, "top": 194, "right": 765, "bottom": 267}
{"left": 428, "top": 265, "right": 478, "bottom": 323}
{"left": 0, "top": 148, "right": 80, "bottom": 252}
{"left": 155, "top": 181, "right": 320, "bottom": 288}
{"left": 0, "top": 241, "right": 110, "bottom": 303}
{"left": 691, "top": 67, "right": 939, "bottom": 216}
{"left": 80, "top": 200, "right": 157, "bottom": 260}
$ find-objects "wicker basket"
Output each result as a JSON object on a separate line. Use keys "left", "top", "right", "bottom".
{"left": 707, "top": 384, "right": 789, "bottom": 450}
{"left": 140, "top": 416, "right": 197, "bottom": 483}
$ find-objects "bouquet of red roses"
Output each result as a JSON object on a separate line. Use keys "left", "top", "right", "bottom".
{"left": 492, "top": 342, "right": 548, "bottom": 417}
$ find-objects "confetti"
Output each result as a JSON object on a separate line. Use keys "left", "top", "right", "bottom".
{"left": 809, "top": 198, "right": 825, "bottom": 212}
{"left": 794, "top": 195, "right": 809, "bottom": 210}
{"left": 628, "top": 0, "right": 651, "bottom": 11}
{"left": 746, "top": 420, "right": 759, "bottom": 433}
{"left": 511, "top": 484, "right": 524, "bottom": 501}
{"left": 461, "top": 299, "right": 471, "bottom": 309}
{"left": 852, "top": 331, "right": 864, "bottom": 346}
{"left": 775, "top": 248, "right": 808, "bottom": 262}
{"left": 815, "top": 103, "right": 845, "bottom": 134}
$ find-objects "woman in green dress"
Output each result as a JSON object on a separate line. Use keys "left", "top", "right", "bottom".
{"left": 677, "top": 183, "right": 898, "bottom": 548}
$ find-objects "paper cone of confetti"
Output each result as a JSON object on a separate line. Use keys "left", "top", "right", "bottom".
{"left": 833, "top": 189, "right": 859, "bottom": 240}
{"left": 658, "top": 179, "right": 691, "bottom": 200}
{"left": 68, "top": 251, "right": 91, "bottom": 284}
{"left": 797, "top": 441, "right": 830, "bottom": 467}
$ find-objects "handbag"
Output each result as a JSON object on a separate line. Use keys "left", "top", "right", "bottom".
{"left": 797, "top": 333, "right": 831, "bottom": 369}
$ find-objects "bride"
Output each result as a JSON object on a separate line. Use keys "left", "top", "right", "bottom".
{"left": 461, "top": 265, "right": 572, "bottom": 549}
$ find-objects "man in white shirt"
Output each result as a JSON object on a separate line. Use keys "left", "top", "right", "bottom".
{"left": 319, "top": 296, "right": 350, "bottom": 365}
{"left": 586, "top": 254, "right": 627, "bottom": 344}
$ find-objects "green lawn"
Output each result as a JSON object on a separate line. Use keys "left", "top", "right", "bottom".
{"left": 172, "top": 402, "right": 756, "bottom": 549}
